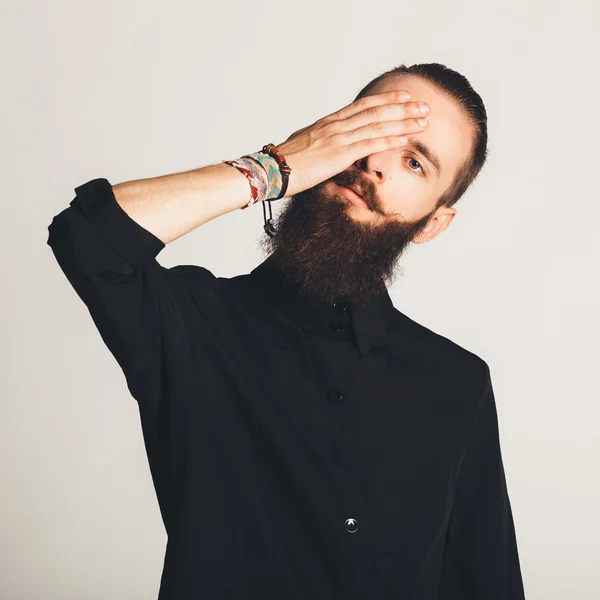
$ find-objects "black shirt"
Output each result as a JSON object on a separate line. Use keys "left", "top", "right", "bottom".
{"left": 47, "top": 177, "right": 526, "bottom": 599}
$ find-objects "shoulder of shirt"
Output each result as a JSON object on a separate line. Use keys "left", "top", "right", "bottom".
{"left": 386, "top": 304, "right": 490, "bottom": 391}
{"left": 162, "top": 263, "right": 257, "bottom": 309}
{"left": 162, "top": 263, "right": 220, "bottom": 299}
{"left": 167, "top": 263, "right": 218, "bottom": 281}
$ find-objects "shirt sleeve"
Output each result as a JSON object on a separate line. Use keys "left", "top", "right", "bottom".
{"left": 46, "top": 177, "right": 216, "bottom": 403}
{"left": 441, "top": 365, "right": 526, "bottom": 599}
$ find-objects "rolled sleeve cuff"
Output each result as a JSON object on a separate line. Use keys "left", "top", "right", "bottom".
{"left": 70, "top": 177, "right": 166, "bottom": 271}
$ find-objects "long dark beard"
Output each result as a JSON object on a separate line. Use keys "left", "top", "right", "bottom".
{"left": 258, "top": 179, "right": 434, "bottom": 308}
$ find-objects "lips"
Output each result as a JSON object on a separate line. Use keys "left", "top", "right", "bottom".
{"left": 341, "top": 185, "right": 370, "bottom": 209}
{"left": 347, "top": 184, "right": 371, "bottom": 209}
{"left": 349, "top": 185, "right": 364, "bottom": 200}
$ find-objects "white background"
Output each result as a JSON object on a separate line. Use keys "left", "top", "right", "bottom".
{"left": 2, "top": 0, "right": 599, "bottom": 597}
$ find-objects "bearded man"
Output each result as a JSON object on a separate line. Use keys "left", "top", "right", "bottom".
{"left": 47, "top": 62, "right": 526, "bottom": 599}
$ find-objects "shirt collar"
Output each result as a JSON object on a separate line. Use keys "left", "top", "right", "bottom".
{"left": 248, "top": 254, "right": 396, "bottom": 359}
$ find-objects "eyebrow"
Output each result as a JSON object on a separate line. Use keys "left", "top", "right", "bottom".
{"left": 406, "top": 138, "right": 442, "bottom": 178}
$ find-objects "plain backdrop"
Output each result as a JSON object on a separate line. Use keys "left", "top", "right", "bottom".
{"left": 2, "top": 0, "right": 599, "bottom": 598}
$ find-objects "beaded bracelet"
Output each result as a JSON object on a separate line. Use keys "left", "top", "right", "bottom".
{"left": 259, "top": 143, "right": 291, "bottom": 200}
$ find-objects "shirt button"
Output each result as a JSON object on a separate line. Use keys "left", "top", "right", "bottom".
{"left": 326, "top": 389, "right": 343, "bottom": 403}
{"left": 344, "top": 518, "right": 359, "bottom": 533}
{"left": 333, "top": 302, "right": 350, "bottom": 314}
{"left": 329, "top": 320, "right": 345, "bottom": 332}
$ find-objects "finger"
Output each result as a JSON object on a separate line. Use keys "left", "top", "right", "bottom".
{"left": 330, "top": 99, "right": 429, "bottom": 136}
{"left": 319, "top": 90, "right": 412, "bottom": 125}
{"left": 346, "top": 134, "right": 415, "bottom": 162}
{"left": 341, "top": 116, "right": 429, "bottom": 145}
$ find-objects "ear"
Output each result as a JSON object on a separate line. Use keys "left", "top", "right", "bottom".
{"left": 412, "top": 207, "right": 457, "bottom": 244}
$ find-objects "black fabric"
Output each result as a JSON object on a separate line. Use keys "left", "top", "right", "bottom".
{"left": 47, "top": 177, "right": 526, "bottom": 599}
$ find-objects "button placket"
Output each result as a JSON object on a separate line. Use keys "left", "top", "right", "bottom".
{"left": 329, "top": 320, "right": 346, "bottom": 332}
{"left": 326, "top": 389, "right": 343, "bottom": 403}
{"left": 330, "top": 302, "right": 351, "bottom": 333}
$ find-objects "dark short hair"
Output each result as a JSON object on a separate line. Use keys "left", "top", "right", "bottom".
{"left": 354, "top": 63, "right": 488, "bottom": 210}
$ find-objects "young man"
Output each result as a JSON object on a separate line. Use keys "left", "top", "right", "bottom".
{"left": 47, "top": 63, "right": 526, "bottom": 599}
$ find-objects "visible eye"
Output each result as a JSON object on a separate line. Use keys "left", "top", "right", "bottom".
{"left": 406, "top": 156, "right": 425, "bottom": 176}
